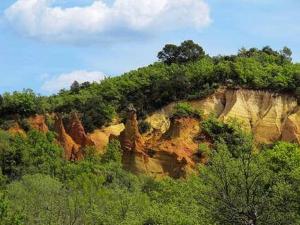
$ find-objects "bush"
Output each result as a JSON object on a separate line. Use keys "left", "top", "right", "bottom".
{"left": 0, "top": 130, "right": 63, "bottom": 180}
{"left": 0, "top": 89, "right": 47, "bottom": 118}
{"left": 198, "top": 143, "right": 210, "bottom": 156}
{"left": 172, "top": 103, "right": 202, "bottom": 119}
{"left": 201, "top": 116, "right": 253, "bottom": 157}
{"left": 101, "top": 140, "right": 122, "bottom": 165}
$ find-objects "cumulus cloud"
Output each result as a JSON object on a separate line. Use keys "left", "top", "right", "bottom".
{"left": 4, "top": 0, "right": 211, "bottom": 43}
{"left": 41, "top": 70, "right": 105, "bottom": 93}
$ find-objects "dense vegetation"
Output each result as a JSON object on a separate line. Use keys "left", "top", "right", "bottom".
{"left": 1, "top": 41, "right": 300, "bottom": 224}
{"left": 1, "top": 41, "right": 299, "bottom": 131}
{"left": 1, "top": 118, "right": 300, "bottom": 224}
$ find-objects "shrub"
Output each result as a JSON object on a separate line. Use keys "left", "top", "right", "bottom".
{"left": 101, "top": 140, "right": 122, "bottom": 165}
{"left": 172, "top": 103, "right": 202, "bottom": 119}
{"left": 198, "top": 143, "right": 210, "bottom": 156}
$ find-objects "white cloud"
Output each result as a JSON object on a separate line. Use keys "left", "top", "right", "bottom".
{"left": 41, "top": 70, "right": 106, "bottom": 93}
{"left": 4, "top": 0, "right": 211, "bottom": 43}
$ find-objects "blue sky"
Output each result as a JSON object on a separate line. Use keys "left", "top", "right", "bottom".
{"left": 0, "top": 0, "right": 299, "bottom": 94}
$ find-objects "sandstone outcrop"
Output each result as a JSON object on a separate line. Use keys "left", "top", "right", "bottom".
{"left": 24, "top": 88, "right": 300, "bottom": 177}
{"left": 67, "top": 112, "right": 94, "bottom": 147}
{"left": 147, "top": 89, "right": 300, "bottom": 144}
{"left": 54, "top": 115, "right": 83, "bottom": 161}
{"left": 119, "top": 105, "right": 149, "bottom": 174}
{"left": 89, "top": 123, "right": 125, "bottom": 154}
{"left": 27, "top": 115, "right": 49, "bottom": 133}
{"left": 120, "top": 105, "right": 200, "bottom": 178}
{"left": 143, "top": 117, "right": 201, "bottom": 178}
{"left": 281, "top": 107, "right": 300, "bottom": 143}
{"left": 119, "top": 105, "right": 145, "bottom": 153}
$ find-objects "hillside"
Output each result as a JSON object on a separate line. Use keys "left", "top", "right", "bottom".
{"left": 1, "top": 42, "right": 300, "bottom": 224}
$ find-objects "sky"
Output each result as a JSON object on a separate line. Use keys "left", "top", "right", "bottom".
{"left": 0, "top": 0, "right": 299, "bottom": 95}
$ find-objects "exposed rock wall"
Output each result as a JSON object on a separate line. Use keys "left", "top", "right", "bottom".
{"left": 120, "top": 107, "right": 199, "bottom": 178}
{"left": 147, "top": 89, "right": 300, "bottom": 144}
{"left": 23, "top": 88, "right": 300, "bottom": 177}
{"left": 88, "top": 124, "right": 125, "bottom": 154}
{"left": 119, "top": 109, "right": 145, "bottom": 153}
{"left": 67, "top": 112, "right": 94, "bottom": 147}
{"left": 27, "top": 115, "right": 49, "bottom": 133}
{"left": 54, "top": 115, "right": 83, "bottom": 161}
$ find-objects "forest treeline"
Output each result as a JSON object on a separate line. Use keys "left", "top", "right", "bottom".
{"left": 1, "top": 41, "right": 300, "bottom": 131}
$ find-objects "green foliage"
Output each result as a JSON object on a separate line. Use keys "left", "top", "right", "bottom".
{"left": 0, "top": 43, "right": 299, "bottom": 132}
{"left": 1, "top": 127, "right": 300, "bottom": 224}
{"left": 0, "top": 130, "right": 63, "bottom": 180}
{"left": 0, "top": 89, "right": 49, "bottom": 118}
{"left": 198, "top": 143, "right": 210, "bottom": 155}
{"left": 1, "top": 42, "right": 300, "bottom": 225}
{"left": 158, "top": 40, "right": 205, "bottom": 65}
{"left": 172, "top": 102, "right": 202, "bottom": 119}
{"left": 201, "top": 116, "right": 253, "bottom": 157}
{"left": 101, "top": 140, "right": 122, "bottom": 165}
{"left": 199, "top": 143, "right": 274, "bottom": 225}
{"left": 261, "top": 142, "right": 300, "bottom": 224}
{"left": 0, "top": 192, "right": 24, "bottom": 225}
{"left": 7, "top": 174, "right": 62, "bottom": 225}
{"left": 43, "top": 43, "right": 300, "bottom": 131}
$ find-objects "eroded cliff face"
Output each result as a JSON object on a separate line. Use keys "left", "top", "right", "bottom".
{"left": 27, "top": 115, "right": 49, "bottom": 133}
{"left": 54, "top": 115, "right": 83, "bottom": 161}
{"left": 119, "top": 107, "right": 199, "bottom": 178}
{"left": 88, "top": 124, "right": 125, "bottom": 154}
{"left": 147, "top": 89, "right": 300, "bottom": 144}
{"left": 67, "top": 112, "right": 94, "bottom": 147}
{"left": 11, "top": 88, "right": 300, "bottom": 178}
{"left": 103, "top": 88, "right": 300, "bottom": 178}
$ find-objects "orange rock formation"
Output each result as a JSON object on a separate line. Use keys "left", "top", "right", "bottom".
{"left": 67, "top": 112, "right": 94, "bottom": 147}
{"left": 28, "top": 115, "right": 49, "bottom": 133}
{"left": 147, "top": 88, "right": 300, "bottom": 144}
{"left": 54, "top": 115, "right": 83, "bottom": 161}
{"left": 119, "top": 105, "right": 200, "bottom": 178}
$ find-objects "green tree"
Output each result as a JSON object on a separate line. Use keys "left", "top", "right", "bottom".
{"left": 0, "top": 89, "right": 46, "bottom": 117}
{"left": 101, "top": 140, "right": 122, "bottom": 165}
{"left": 177, "top": 40, "right": 205, "bottom": 63}
{"left": 199, "top": 143, "right": 274, "bottom": 225}
{"left": 70, "top": 81, "right": 80, "bottom": 93}
{"left": 157, "top": 44, "right": 179, "bottom": 65}
{"left": 261, "top": 142, "right": 300, "bottom": 224}
{"left": 0, "top": 130, "right": 63, "bottom": 180}
{"left": 158, "top": 40, "right": 205, "bottom": 65}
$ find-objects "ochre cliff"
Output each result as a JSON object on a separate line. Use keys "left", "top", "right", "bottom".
{"left": 88, "top": 124, "right": 125, "bottom": 154}
{"left": 67, "top": 112, "right": 94, "bottom": 147}
{"left": 119, "top": 106, "right": 198, "bottom": 178}
{"left": 8, "top": 122, "right": 26, "bottom": 136}
{"left": 54, "top": 115, "right": 83, "bottom": 161}
{"left": 147, "top": 88, "right": 300, "bottom": 144}
{"left": 28, "top": 115, "right": 49, "bottom": 133}
{"left": 86, "top": 88, "right": 300, "bottom": 178}
{"left": 12, "top": 88, "right": 300, "bottom": 178}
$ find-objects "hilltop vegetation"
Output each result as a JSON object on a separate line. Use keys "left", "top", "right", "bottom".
{"left": 1, "top": 41, "right": 300, "bottom": 131}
